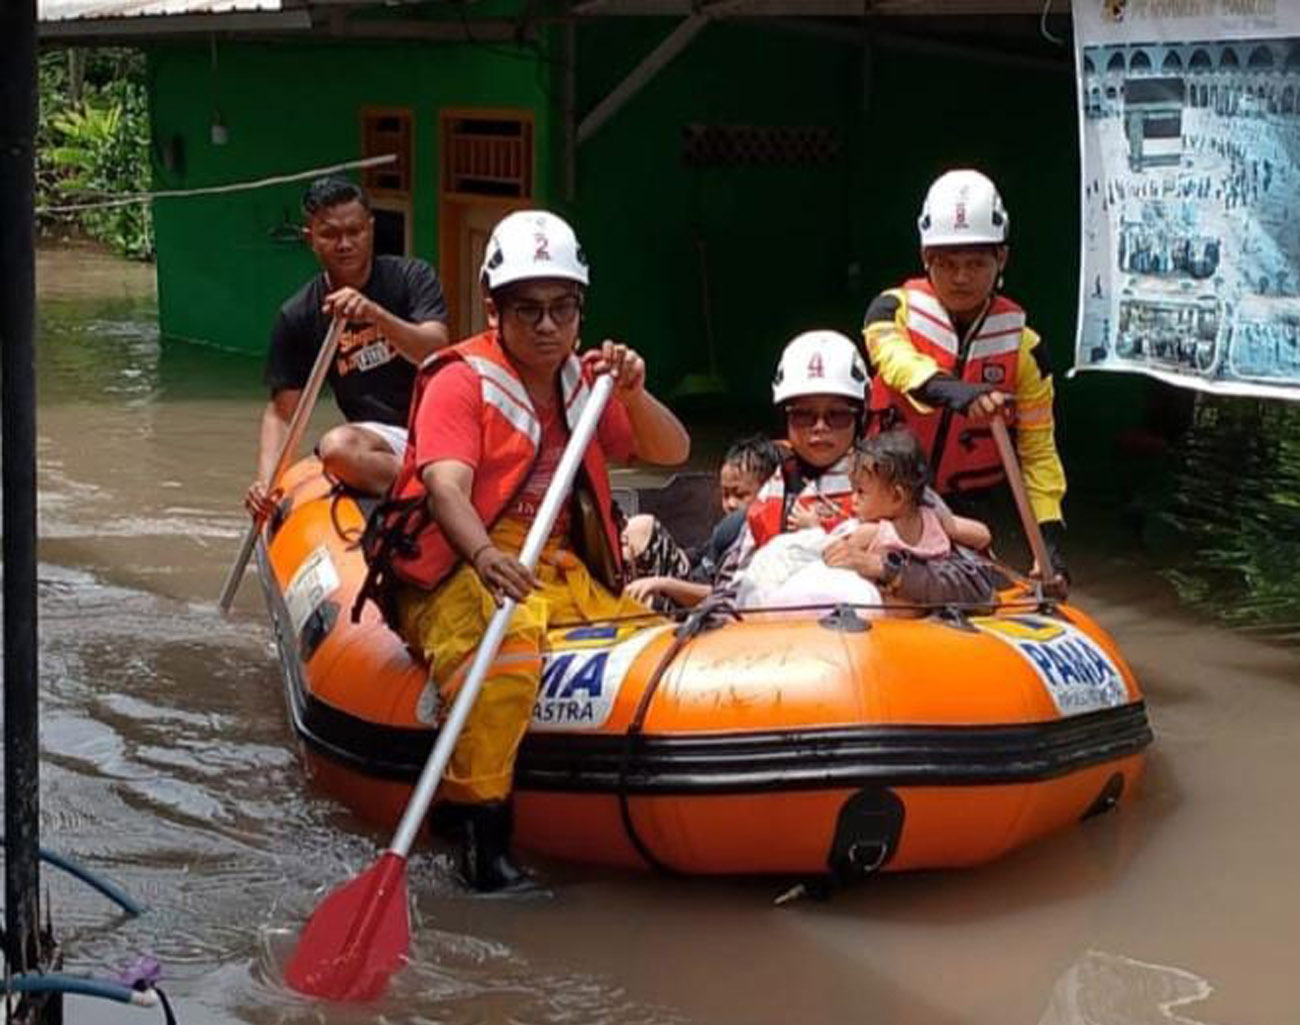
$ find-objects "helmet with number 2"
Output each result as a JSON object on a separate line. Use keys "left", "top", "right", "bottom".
{"left": 480, "top": 210, "right": 590, "bottom": 293}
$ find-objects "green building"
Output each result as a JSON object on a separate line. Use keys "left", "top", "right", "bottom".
{"left": 40, "top": 0, "right": 1138, "bottom": 439}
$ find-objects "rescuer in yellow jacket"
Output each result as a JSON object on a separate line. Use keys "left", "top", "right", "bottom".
{"left": 861, "top": 169, "right": 1069, "bottom": 588}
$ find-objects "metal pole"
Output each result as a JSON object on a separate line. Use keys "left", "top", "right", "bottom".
{"left": 0, "top": 0, "right": 51, "bottom": 1009}
{"left": 577, "top": 13, "right": 709, "bottom": 145}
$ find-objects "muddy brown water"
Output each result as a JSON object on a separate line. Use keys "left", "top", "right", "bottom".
{"left": 11, "top": 246, "right": 1299, "bottom": 1024}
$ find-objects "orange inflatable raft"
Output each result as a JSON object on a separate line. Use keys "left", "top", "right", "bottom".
{"left": 257, "top": 459, "right": 1152, "bottom": 882}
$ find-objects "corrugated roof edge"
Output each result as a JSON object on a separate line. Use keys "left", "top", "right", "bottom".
{"left": 38, "top": 0, "right": 284, "bottom": 23}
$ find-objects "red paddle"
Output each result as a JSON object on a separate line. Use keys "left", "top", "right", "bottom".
{"left": 284, "top": 373, "right": 616, "bottom": 1001}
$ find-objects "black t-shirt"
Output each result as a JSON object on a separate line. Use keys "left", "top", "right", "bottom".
{"left": 265, "top": 255, "right": 447, "bottom": 425}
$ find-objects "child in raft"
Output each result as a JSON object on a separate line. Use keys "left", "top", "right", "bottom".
{"left": 736, "top": 429, "right": 991, "bottom": 613}
{"left": 622, "top": 434, "right": 783, "bottom": 610}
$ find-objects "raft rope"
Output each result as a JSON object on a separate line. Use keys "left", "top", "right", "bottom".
{"left": 614, "top": 595, "right": 743, "bottom": 875}
{"left": 328, "top": 483, "right": 365, "bottom": 547}
{"left": 543, "top": 590, "right": 1046, "bottom": 633}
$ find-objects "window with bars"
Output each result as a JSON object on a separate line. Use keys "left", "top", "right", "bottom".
{"left": 361, "top": 109, "right": 412, "bottom": 195}
{"left": 442, "top": 114, "right": 533, "bottom": 198}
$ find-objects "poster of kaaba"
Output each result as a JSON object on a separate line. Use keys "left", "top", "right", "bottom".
{"left": 1073, "top": 1, "right": 1300, "bottom": 399}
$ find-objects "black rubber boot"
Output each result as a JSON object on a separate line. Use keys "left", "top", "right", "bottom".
{"left": 427, "top": 800, "right": 471, "bottom": 840}
{"left": 458, "top": 801, "right": 537, "bottom": 894}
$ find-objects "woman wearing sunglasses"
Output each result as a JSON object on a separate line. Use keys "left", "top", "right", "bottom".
{"left": 376, "top": 210, "right": 689, "bottom": 893}
{"left": 724, "top": 330, "right": 868, "bottom": 573}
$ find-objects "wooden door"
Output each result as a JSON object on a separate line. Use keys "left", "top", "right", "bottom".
{"left": 438, "top": 109, "right": 535, "bottom": 340}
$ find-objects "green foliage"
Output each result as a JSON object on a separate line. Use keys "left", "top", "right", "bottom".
{"left": 37, "top": 48, "right": 154, "bottom": 260}
{"left": 1152, "top": 396, "right": 1300, "bottom": 642}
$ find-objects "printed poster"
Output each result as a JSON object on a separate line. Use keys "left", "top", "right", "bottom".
{"left": 1072, "top": 1, "right": 1300, "bottom": 399}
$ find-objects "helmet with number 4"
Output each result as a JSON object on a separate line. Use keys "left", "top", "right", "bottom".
{"left": 772, "top": 330, "right": 868, "bottom": 406}
{"left": 480, "top": 210, "right": 590, "bottom": 293}
{"left": 917, "top": 169, "right": 1009, "bottom": 248}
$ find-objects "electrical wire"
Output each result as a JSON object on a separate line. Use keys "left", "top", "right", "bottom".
{"left": 37, "top": 153, "right": 396, "bottom": 214}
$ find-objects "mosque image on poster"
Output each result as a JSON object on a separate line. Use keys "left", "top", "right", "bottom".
{"left": 1076, "top": 37, "right": 1300, "bottom": 397}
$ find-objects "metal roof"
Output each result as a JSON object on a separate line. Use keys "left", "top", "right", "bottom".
{"left": 36, "top": 0, "right": 311, "bottom": 40}
{"left": 38, "top": 0, "right": 282, "bottom": 21}
{"left": 39, "top": 0, "right": 1067, "bottom": 24}
{"left": 572, "top": 0, "right": 1066, "bottom": 13}
{"left": 36, "top": 0, "right": 1068, "bottom": 43}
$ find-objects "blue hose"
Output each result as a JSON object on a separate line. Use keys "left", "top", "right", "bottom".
{"left": 37, "top": 845, "right": 144, "bottom": 917}
{"left": 6, "top": 972, "right": 158, "bottom": 1007}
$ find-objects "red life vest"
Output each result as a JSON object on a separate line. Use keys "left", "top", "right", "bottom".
{"left": 387, "top": 330, "right": 624, "bottom": 592}
{"left": 868, "top": 278, "right": 1025, "bottom": 496}
{"left": 745, "top": 453, "right": 856, "bottom": 550}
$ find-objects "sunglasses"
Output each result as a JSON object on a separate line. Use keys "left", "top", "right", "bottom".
{"left": 786, "top": 406, "right": 859, "bottom": 431}
{"left": 506, "top": 295, "right": 582, "bottom": 328}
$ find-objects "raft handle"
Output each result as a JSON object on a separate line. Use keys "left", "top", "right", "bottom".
{"left": 818, "top": 604, "right": 870, "bottom": 633}
{"left": 1080, "top": 772, "right": 1125, "bottom": 821}
{"left": 934, "top": 606, "right": 978, "bottom": 633}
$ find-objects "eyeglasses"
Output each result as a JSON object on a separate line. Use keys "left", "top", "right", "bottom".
{"left": 506, "top": 295, "right": 582, "bottom": 328}
{"left": 786, "top": 406, "right": 859, "bottom": 431}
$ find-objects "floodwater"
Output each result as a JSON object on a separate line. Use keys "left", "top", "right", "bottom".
{"left": 12, "top": 245, "right": 1300, "bottom": 1024}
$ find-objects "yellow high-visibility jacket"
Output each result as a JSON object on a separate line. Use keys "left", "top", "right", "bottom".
{"left": 862, "top": 282, "right": 1066, "bottom": 524}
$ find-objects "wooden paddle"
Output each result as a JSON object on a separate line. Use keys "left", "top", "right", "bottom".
{"left": 988, "top": 416, "right": 1063, "bottom": 595}
{"left": 284, "top": 372, "right": 616, "bottom": 1002}
{"left": 217, "top": 316, "right": 344, "bottom": 613}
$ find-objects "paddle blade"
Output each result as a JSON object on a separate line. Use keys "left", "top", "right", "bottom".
{"left": 285, "top": 851, "right": 410, "bottom": 1002}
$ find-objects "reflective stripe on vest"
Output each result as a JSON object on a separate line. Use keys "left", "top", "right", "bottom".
{"left": 462, "top": 354, "right": 541, "bottom": 446}
{"left": 389, "top": 330, "right": 622, "bottom": 590}
{"left": 869, "top": 278, "right": 1025, "bottom": 496}
{"left": 745, "top": 455, "right": 855, "bottom": 550}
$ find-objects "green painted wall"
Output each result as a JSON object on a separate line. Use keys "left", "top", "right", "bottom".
{"left": 146, "top": 37, "right": 552, "bottom": 355}
{"left": 574, "top": 20, "right": 860, "bottom": 406}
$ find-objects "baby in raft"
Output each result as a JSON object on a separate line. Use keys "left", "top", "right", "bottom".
{"left": 735, "top": 428, "right": 991, "bottom": 614}
{"left": 623, "top": 330, "right": 995, "bottom": 616}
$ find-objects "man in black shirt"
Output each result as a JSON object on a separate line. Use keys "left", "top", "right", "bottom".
{"left": 245, "top": 178, "right": 449, "bottom": 518}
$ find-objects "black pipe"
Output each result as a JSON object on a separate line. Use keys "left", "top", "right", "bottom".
{"left": 0, "top": 0, "right": 46, "bottom": 987}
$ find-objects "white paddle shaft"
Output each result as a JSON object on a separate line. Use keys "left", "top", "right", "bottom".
{"left": 389, "top": 373, "right": 616, "bottom": 856}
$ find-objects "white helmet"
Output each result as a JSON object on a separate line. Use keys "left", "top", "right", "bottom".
{"left": 480, "top": 210, "right": 589, "bottom": 293}
{"left": 917, "top": 169, "right": 1009, "bottom": 248}
{"left": 772, "top": 330, "right": 867, "bottom": 406}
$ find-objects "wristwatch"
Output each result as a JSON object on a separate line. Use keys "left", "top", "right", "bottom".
{"left": 878, "top": 550, "right": 908, "bottom": 590}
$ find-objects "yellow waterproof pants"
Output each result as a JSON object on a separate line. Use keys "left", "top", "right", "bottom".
{"left": 398, "top": 518, "right": 652, "bottom": 804}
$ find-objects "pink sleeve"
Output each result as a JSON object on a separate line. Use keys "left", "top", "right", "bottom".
{"left": 413, "top": 360, "right": 481, "bottom": 471}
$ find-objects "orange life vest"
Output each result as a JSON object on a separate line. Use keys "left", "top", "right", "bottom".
{"left": 386, "top": 330, "right": 624, "bottom": 592}
{"left": 868, "top": 278, "right": 1025, "bottom": 496}
{"left": 745, "top": 453, "right": 856, "bottom": 551}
